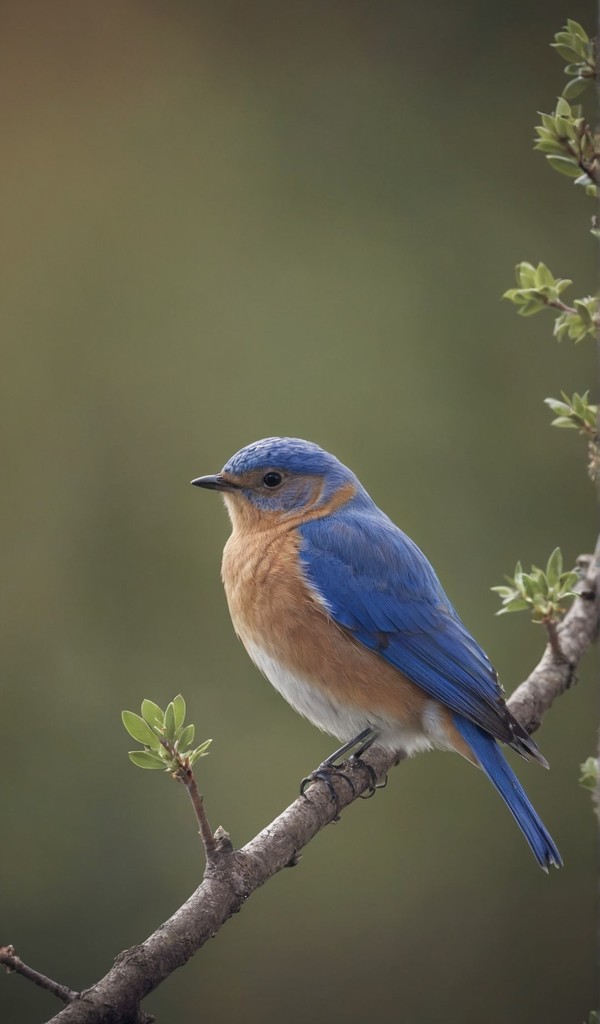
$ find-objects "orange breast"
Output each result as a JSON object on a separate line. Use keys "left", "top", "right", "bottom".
{"left": 221, "top": 519, "right": 434, "bottom": 736}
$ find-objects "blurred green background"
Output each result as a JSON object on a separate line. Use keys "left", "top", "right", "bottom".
{"left": 1, "top": 2, "right": 597, "bottom": 1022}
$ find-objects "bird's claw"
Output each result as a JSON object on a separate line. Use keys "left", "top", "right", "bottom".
{"left": 300, "top": 727, "right": 381, "bottom": 816}
{"left": 349, "top": 755, "right": 388, "bottom": 798}
{"left": 356, "top": 758, "right": 377, "bottom": 797}
{"left": 300, "top": 764, "right": 357, "bottom": 819}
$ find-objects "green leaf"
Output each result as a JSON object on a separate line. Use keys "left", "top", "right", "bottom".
{"left": 141, "top": 699, "right": 164, "bottom": 729}
{"left": 128, "top": 750, "right": 167, "bottom": 770}
{"left": 554, "top": 114, "right": 576, "bottom": 140}
{"left": 579, "top": 757, "right": 599, "bottom": 792}
{"left": 554, "top": 96, "right": 572, "bottom": 118}
{"left": 551, "top": 42, "right": 582, "bottom": 62}
{"left": 164, "top": 701, "right": 177, "bottom": 742}
{"left": 565, "top": 19, "right": 588, "bottom": 42}
{"left": 551, "top": 416, "right": 579, "bottom": 428}
{"left": 545, "top": 548, "right": 563, "bottom": 586}
{"left": 122, "top": 711, "right": 162, "bottom": 749}
{"left": 496, "top": 599, "right": 530, "bottom": 615}
{"left": 533, "top": 263, "right": 555, "bottom": 288}
{"left": 534, "top": 138, "right": 568, "bottom": 155}
{"left": 539, "top": 112, "right": 556, "bottom": 132}
{"left": 520, "top": 573, "right": 537, "bottom": 599}
{"left": 575, "top": 171, "right": 594, "bottom": 186}
{"left": 517, "top": 302, "right": 545, "bottom": 317}
{"left": 562, "top": 76, "right": 590, "bottom": 100}
{"left": 554, "top": 277, "right": 573, "bottom": 295}
{"left": 173, "top": 693, "right": 186, "bottom": 730}
{"left": 546, "top": 155, "right": 583, "bottom": 178}
{"left": 574, "top": 299, "right": 594, "bottom": 325}
{"left": 178, "top": 723, "right": 195, "bottom": 750}
{"left": 189, "top": 739, "right": 212, "bottom": 764}
{"left": 544, "top": 397, "right": 570, "bottom": 415}
{"left": 515, "top": 261, "right": 536, "bottom": 286}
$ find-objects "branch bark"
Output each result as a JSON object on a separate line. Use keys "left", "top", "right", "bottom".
{"left": 9, "top": 542, "right": 599, "bottom": 1024}
{"left": 0, "top": 947, "right": 77, "bottom": 1006}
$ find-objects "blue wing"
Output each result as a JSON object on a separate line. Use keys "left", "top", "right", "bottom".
{"left": 299, "top": 503, "right": 539, "bottom": 759}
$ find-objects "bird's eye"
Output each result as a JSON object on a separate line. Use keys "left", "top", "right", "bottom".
{"left": 262, "top": 471, "right": 283, "bottom": 488}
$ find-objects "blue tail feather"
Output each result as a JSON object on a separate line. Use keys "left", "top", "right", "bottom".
{"left": 452, "top": 715, "right": 562, "bottom": 871}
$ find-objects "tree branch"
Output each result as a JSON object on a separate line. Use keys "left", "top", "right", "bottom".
{"left": 8, "top": 541, "right": 599, "bottom": 1024}
{"left": 0, "top": 946, "right": 78, "bottom": 1006}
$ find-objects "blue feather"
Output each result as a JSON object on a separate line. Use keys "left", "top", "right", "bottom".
{"left": 451, "top": 716, "right": 562, "bottom": 869}
{"left": 299, "top": 503, "right": 538, "bottom": 756}
{"left": 224, "top": 437, "right": 354, "bottom": 486}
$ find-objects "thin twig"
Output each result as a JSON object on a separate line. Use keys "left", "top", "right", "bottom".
{"left": 159, "top": 738, "right": 217, "bottom": 862}
{"left": 546, "top": 297, "right": 577, "bottom": 314}
{"left": 0, "top": 946, "right": 78, "bottom": 1005}
{"left": 176, "top": 763, "right": 217, "bottom": 862}
{"left": 543, "top": 616, "right": 567, "bottom": 662}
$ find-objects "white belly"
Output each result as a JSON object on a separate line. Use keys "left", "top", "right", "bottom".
{"left": 243, "top": 637, "right": 434, "bottom": 756}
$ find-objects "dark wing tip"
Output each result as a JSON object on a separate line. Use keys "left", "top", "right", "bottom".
{"left": 506, "top": 713, "right": 550, "bottom": 768}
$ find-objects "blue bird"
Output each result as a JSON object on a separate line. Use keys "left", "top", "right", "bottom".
{"left": 193, "top": 437, "right": 561, "bottom": 870}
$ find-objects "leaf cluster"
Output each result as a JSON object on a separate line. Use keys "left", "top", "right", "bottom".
{"left": 553, "top": 295, "right": 597, "bottom": 341}
{"left": 503, "top": 262, "right": 597, "bottom": 342}
{"left": 551, "top": 20, "right": 595, "bottom": 99}
{"left": 534, "top": 97, "right": 597, "bottom": 192}
{"left": 491, "top": 548, "right": 578, "bottom": 622}
{"left": 579, "top": 756, "right": 600, "bottom": 793}
{"left": 545, "top": 391, "right": 598, "bottom": 434}
{"left": 122, "top": 695, "right": 212, "bottom": 770}
{"left": 503, "top": 261, "right": 572, "bottom": 317}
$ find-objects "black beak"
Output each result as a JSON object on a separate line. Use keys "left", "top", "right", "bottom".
{"left": 191, "top": 474, "right": 238, "bottom": 492}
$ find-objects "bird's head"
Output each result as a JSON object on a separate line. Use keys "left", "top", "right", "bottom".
{"left": 192, "top": 437, "right": 364, "bottom": 529}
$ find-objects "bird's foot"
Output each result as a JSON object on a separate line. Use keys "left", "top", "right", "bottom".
{"left": 300, "top": 764, "right": 357, "bottom": 820}
{"left": 352, "top": 756, "right": 388, "bottom": 799}
{"left": 300, "top": 727, "right": 382, "bottom": 816}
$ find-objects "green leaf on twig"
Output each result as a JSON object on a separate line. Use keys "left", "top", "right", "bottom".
{"left": 503, "top": 264, "right": 597, "bottom": 340}
{"left": 553, "top": 297, "right": 597, "bottom": 343}
{"left": 123, "top": 697, "right": 212, "bottom": 774}
{"left": 503, "top": 262, "right": 572, "bottom": 317}
{"left": 128, "top": 750, "right": 166, "bottom": 770}
{"left": 492, "top": 548, "right": 578, "bottom": 623}
{"left": 534, "top": 94, "right": 597, "bottom": 191}
{"left": 550, "top": 21, "right": 595, "bottom": 98}
{"left": 141, "top": 699, "right": 164, "bottom": 729}
{"left": 545, "top": 391, "right": 598, "bottom": 434}
{"left": 579, "top": 757, "right": 600, "bottom": 793}
{"left": 121, "top": 711, "right": 162, "bottom": 749}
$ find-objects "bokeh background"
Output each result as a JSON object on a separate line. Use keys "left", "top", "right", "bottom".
{"left": 2, "top": 2, "right": 598, "bottom": 1022}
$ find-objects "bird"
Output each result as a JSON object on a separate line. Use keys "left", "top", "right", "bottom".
{"left": 192, "top": 436, "right": 561, "bottom": 870}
